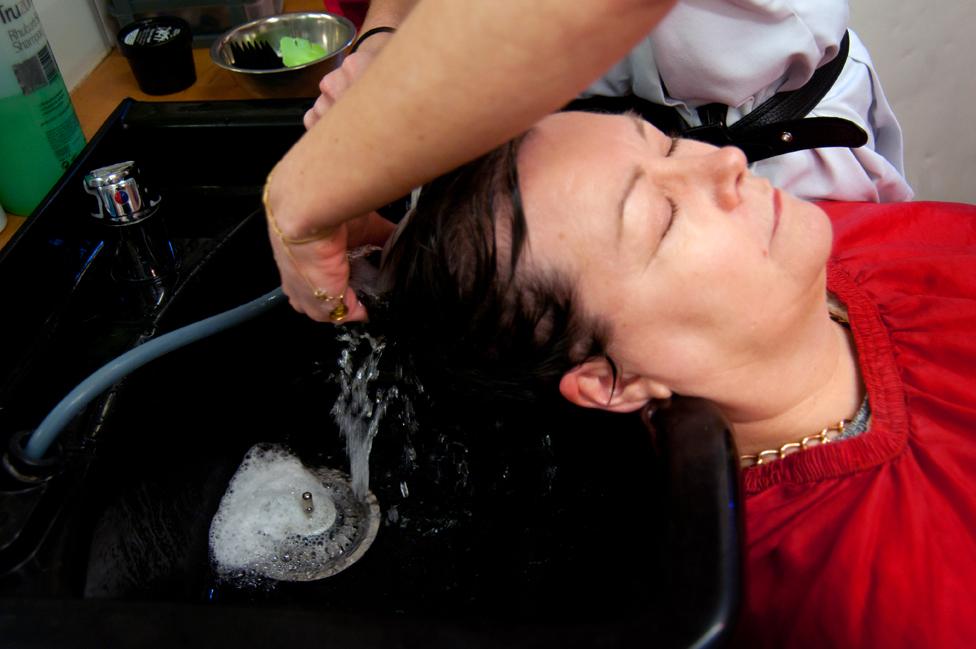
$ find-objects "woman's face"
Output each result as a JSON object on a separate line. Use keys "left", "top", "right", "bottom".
{"left": 517, "top": 112, "right": 833, "bottom": 399}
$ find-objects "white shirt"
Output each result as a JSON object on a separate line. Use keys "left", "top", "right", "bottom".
{"left": 584, "top": 1, "right": 912, "bottom": 202}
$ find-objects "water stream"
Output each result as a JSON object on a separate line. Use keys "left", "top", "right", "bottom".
{"left": 209, "top": 326, "right": 416, "bottom": 587}
{"left": 210, "top": 317, "right": 559, "bottom": 590}
{"left": 330, "top": 329, "right": 394, "bottom": 500}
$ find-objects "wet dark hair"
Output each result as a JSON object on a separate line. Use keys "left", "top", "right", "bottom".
{"left": 374, "top": 135, "right": 612, "bottom": 408}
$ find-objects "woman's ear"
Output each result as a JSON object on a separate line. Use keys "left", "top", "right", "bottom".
{"left": 559, "top": 359, "right": 671, "bottom": 413}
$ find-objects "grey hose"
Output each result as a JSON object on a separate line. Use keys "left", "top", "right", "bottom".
{"left": 24, "top": 287, "right": 286, "bottom": 461}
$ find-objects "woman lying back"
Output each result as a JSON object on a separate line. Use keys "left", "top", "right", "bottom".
{"left": 377, "top": 111, "right": 976, "bottom": 649}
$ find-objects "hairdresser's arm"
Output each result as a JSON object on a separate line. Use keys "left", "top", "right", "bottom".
{"left": 304, "top": 0, "right": 419, "bottom": 130}
{"left": 267, "top": 0, "right": 676, "bottom": 321}
{"left": 359, "top": 0, "right": 419, "bottom": 31}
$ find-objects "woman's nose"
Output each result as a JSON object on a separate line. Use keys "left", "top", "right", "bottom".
{"left": 702, "top": 146, "right": 748, "bottom": 211}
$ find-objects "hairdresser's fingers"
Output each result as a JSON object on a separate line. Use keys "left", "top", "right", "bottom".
{"left": 303, "top": 94, "right": 333, "bottom": 130}
{"left": 341, "top": 290, "right": 369, "bottom": 322}
{"left": 303, "top": 49, "right": 379, "bottom": 131}
{"left": 303, "top": 77, "right": 344, "bottom": 130}
{"left": 269, "top": 225, "right": 368, "bottom": 324}
{"left": 277, "top": 256, "right": 366, "bottom": 324}
{"left": 318, "top": 51, "right": 375, "bottom": 104}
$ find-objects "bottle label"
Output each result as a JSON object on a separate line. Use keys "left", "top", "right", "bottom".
{"left": 1, "top": 11, "right": 81, "bottom": 167}
{"left": 0, "top": 0, "right": 85, "bottom": 214}
{"left": 0, "top": 0, "right": 49, "bottom": 97}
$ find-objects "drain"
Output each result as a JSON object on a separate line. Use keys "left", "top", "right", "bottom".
{"left": 209, "top": 444, "right": 380, "bottom": 585}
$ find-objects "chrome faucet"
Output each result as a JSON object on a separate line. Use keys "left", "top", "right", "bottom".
{"left": 84, "top": 161, "right": 177, "bottom": 309}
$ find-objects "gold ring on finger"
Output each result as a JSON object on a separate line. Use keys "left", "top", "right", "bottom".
{"left": 313, "top": 288, "right": 343, "bottom": 303}
{"left": 329, "top": 301, "right": 348, "bottom": 322}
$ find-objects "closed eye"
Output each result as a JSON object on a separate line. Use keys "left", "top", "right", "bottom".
{"left": 667, "top": 136, "right": 679, "bottom": 157}
{"left": 663, "top": 198, "right": 677, "bottom": 238}
{"left": 661, "top": 136, "right": 681, "bottom": 237}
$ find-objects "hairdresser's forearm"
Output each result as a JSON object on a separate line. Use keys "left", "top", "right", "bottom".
{"left": 348, "top": 0, "right": 418, "bottom": 55}
{"left": 359, "top": 0, "right": 418, "bottom": 32}
{"left": 271, "top": 0, "right": 676, "bottom": 238}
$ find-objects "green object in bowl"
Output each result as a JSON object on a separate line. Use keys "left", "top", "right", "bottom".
{"left": 279, "top": 37, "right": 327, "bottom": 67}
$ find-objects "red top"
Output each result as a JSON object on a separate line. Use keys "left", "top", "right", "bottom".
{"left": 734, "top": 201, "right": 976, "bottom": 649}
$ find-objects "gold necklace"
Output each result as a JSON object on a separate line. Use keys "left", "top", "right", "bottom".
{"left": 740, "top": 419, "right": 848, "bottom": 468}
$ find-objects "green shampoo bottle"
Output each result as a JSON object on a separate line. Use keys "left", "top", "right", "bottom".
{"left": 0, "top": 0, "right": 85, "bottom": 215}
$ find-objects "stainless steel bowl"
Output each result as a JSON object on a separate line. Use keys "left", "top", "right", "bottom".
{"left": 210, "top": 12, "right": 356, "bottom": 98}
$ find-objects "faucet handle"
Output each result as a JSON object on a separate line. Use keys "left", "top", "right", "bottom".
{"left": 84, "top": 161, "right": 161, "bottom": 225}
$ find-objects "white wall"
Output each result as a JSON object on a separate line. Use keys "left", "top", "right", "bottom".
{"left": 34, "top": 0, "right": 110, "bottom": 90}
{"left": 851, "top": 1, "right": 976, "bottom": 202}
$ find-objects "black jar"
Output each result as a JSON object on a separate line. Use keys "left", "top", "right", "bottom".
{"left": 117, "top": 16, "right": 196, "bottom": 95}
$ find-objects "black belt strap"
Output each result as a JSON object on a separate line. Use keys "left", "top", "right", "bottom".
{"left": 565, "top": 31, "right": 867, "bottom": 163}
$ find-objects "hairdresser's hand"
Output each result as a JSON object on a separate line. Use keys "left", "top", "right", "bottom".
{"left": 303, "top": 31, "right": 393, "bottom": 131}
{"left": 268, "top": 222, "right": 365, "bottom": 323}
{"left": 268, "top": 208, "right": 395, "bottom": 324}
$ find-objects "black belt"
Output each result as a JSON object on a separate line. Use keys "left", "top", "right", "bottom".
{"left": 565, "top": 32, "right": 867, "bottom": 163}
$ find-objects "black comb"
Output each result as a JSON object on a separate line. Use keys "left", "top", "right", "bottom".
{"left": 229, "top": 40, "right": 282, "bottom": 70}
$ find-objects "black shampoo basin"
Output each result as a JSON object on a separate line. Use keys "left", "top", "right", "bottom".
{"left": 0, "top": 100, "right": 742, "bottom": 648}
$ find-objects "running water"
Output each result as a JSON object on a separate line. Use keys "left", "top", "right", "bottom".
{"left": 207, "top": 323, "right": 396, "bottom": 588}
{"left": 208, "top": 308, "right": 566, "bottom": 593}
{"left": 330, "top": 329, "right": 396, "bottom": 500}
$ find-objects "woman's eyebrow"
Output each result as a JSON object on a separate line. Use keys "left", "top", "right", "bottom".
{"left": 623, "top": 110, "right": 647, "bottom": 135}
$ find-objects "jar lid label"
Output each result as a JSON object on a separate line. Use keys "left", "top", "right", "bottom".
{"left": 123, "top": 24, "right": 182, "bottom": 47}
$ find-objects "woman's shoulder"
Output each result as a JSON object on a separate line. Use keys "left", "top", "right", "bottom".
{"left": 822, "top": 200, "right": 976, "bottom": 313}
{"left": 820, "top": 200, "right": 976, "bottom": 254}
